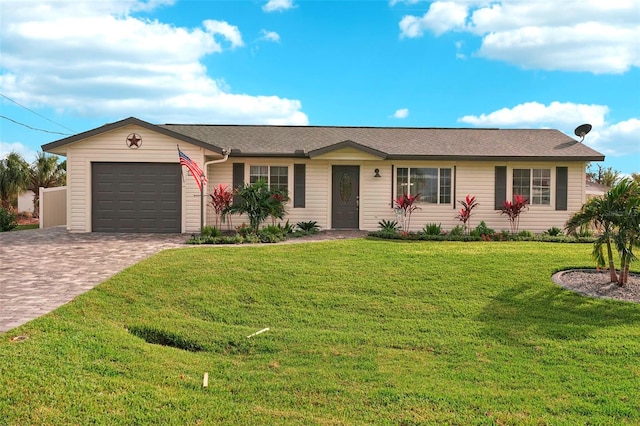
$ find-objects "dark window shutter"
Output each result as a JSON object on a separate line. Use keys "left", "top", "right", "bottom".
{"left": 556, "top": 166, "right": 568, "bottom": 211}
{"left": 391, "top": 165, "right": 395, "bottom": 207}
{"left": 495, "top": 166, "right": 507, "bottom": 210}
{"left": 232, "top": 163, "right": 245, "bottom": 205}
{"left": 294, "top": 164, "right": 306, "bottom": 208}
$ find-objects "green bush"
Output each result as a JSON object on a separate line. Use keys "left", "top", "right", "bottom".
{"left": 201, "top": 225, "right": 221, "bottom": 238}
{"left": 377, "top": 219, "right": 399, "bottom": 233}
{"left": 544, "top": 226, "right": 563, "bottom": 236}
{"left": 422, "top": 223, "right": 442, "bottom": 236}
{"left": 448, "top": 225, "right": 465, "bottom": 236}
{"left": 518, "top": 229, "right": 535, "bottom": 238}
{"left": 296, "top": 221, "right": 320, "bottom": 233}
{"left": 470, "top": 221, "right": 495, "bottom": 238}
{"left": 0, "top": 207, "right": 17, "bottom": 232}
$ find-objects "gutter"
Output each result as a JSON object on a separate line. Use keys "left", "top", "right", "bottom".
{"left": 202, "top": 149, "right": 230, "bottom": 228}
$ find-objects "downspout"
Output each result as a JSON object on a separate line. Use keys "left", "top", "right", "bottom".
{"left": 202, "top": 150, "right": 230, "bottom": 227}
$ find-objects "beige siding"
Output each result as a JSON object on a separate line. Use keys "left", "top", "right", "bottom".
{"left": 64, "top": 124, "right": 214, "bottom": 233}
{"left": 204, "top": 158, "right": 588, "bottom": 233}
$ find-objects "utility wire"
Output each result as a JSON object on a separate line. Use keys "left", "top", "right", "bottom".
{"left": 0, "top": 93, "right": 75, "bottom": 132}
{"left": 0, "top": 115, "right": 72, "bottom": 136}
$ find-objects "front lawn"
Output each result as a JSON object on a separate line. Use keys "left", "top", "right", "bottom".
{"left": 1, "top": 241, "right": 639, "bottom": 424}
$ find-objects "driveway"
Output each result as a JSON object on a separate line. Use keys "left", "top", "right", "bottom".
{"left": 0, "top": 227, "right": 187, "bottom": 333}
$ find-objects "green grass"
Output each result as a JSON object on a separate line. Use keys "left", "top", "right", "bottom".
{"left": 1, "top": 241, "right": 639, "bottom": 425}
{"left": 12, "top": 223, "right": 39, "bottom": 231}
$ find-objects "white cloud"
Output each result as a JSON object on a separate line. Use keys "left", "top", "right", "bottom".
{"left": 203, "top": 20, "right": 244, "bottom": 48}
{"left": 400, "top": 1, "right": 468, "bottom": 38}
{"left": 392, "top": 108, "right": 409, "bottom": 119}
{"left": 262, "top": 0, "right": 295, "bottom": 13}
{"left": 398, "top": 0, "right": 640, "bottom": 74}
{"left": 0, "top": 141, "right": 39, "bottom": 163}
{"left": 0, "top": 0, "right": 308, "bottom": 125}
{"left": 260, "top": 30, "right": 281, "bottom": 43}
{"left": 458, "top": 101, "right": 639, "bottom": 158}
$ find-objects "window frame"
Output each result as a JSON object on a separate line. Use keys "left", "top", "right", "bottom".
{"left": 249, "top": 165, "right": 289, "bottom": 192}
{"left": 395, "top": 166, "right": 453, "bottom": 205}
{"left": 512, "top": 168, "right": 551, "bottom": 206}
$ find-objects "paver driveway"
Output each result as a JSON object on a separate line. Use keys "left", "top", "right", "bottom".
{"left": 0, "top": 227, "right": 187, "bottom": 333}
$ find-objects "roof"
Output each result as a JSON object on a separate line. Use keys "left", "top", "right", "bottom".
{"left": 43, "top": 116, "right": 605, "bottom": 161}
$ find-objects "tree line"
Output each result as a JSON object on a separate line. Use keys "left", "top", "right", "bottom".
{"left": 0, "top": 151, "right": 66, "bottom": 216}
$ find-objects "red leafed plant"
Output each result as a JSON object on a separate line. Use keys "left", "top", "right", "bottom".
{"left": 209, "top": 184, "right": 233, "bottom": 229}
{"left": 394, "top": 193, "right": 421, "bottom": 233}
{"left": 501, "top": 195, "right": 529, "bottom": 234}
{"left": 455, "top": 194, "right": 479, "bottom": 234}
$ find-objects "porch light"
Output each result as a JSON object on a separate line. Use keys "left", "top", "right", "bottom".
{"left": 374, "top": 168, "right": 381, "bottom": 178}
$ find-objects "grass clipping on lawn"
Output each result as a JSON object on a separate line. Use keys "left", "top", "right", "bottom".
{"left": 1, "top": 241, "right": 639, "bottom": 425}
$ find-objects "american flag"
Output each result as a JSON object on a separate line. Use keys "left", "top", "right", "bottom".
{"left": 178, "top": 148, "right": 207, "bottom": 190}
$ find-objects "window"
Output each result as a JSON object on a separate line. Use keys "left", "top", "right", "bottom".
{"left": 512, "top": 168, "right": 550, "bottom": 205}
{"left": 396, "top": 167, "right": 452, "bottom": 204}
{"left": 249, "top": 165, "right": 288, "bottom": 192}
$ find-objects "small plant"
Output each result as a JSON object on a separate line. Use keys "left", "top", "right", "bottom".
{"left": 208, "top": 184, "right": 233, "bottom": 229}
{"left": 201, "top": 225, "right": 221, "bottom": 238}
{"left": 296, "top": 221, "right": 320, "bottom": 233}
{"left": 235, "top": 223, "right": 251, "bottom": 237}
{"left": 378, "top": 219, "right": 399, "bottom": 233}
{"left": 518, "top": 230, "right": 534, "bottom": 239}
{"left": 276, "top": 220, "right": 294, "bottom": 234}
{"left": 501, "top": 195, "right": 529, "bottom": 234}
{"left": 455, "top": 195, "right": 479, "bottom": 234}
{"left": 422, "top": 223, "right": 442, "bottom": 236}
{"left": 545, "top": 226, "right": 563, "bottom": 236}
{"left": 470, "top": 221, "right": 495, "bottom": 239}
{"left": 448, "top": 225, "right": 465, "bottom": 237}
{"left": 0, "top": 206, "right": 17, "bottom": 232}
{"left": 394, "top": 193, "right": 421, "bottom": 233}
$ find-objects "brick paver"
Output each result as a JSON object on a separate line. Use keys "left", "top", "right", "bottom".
{"left": 0, "top": 227, "right": 367, "bottom": 333}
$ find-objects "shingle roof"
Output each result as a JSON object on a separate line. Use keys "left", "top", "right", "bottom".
{"left": 42, "top": 117, "right": 604, "bottom": 161}
{"left": 160, "top": 123, "right": 604, "bottom": 161}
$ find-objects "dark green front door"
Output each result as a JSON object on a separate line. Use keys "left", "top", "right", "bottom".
{"left": 331, "top": 165, "right": 359, "bottom": 229}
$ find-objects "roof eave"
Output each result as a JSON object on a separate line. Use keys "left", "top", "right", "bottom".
{"left": 41, "top": 117, "right": 224, "bottom": 155}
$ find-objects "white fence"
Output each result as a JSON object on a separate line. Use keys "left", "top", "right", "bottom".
{"left": 39, "top": 186, "right": 67, "bottom": 229}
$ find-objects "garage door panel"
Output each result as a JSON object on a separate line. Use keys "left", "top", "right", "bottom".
{"left": 92, "top": 162, "right": 181, "bottom": 233}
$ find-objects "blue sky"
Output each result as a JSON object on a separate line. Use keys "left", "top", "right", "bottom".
{"left": 1, "top": 0, "right": 639, "bottom": 174}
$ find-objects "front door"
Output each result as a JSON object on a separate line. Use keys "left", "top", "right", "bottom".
{"left": 332, "top": 165, "right": 360, "bottom": 229}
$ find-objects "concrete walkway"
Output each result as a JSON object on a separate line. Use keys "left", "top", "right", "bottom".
{"left": 0, "top": 227, "right": 368, "bottom": 333}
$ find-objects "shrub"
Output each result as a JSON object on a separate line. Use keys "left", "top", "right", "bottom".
{"left": 470, "top": 221, "right": 495, "bottom": 238}
{"left": 518, "top": 230, "right": 534, "bottom": 239}
{"left": 208, "top": 184, "right": 233, "bottom": 229}
{"left": 0, "top": 207, "right": 17, "bottom": 232}
{"left": 455, "top": 195, "right": 479, "bottom": 234}
{"left": 422, "top": 223, "right": 442, "bottom": 236}
{"left": 201, "top": 225, "right": 221, "bottom": 238}
{"left": 545, "top": 226, "right": 563, "bottom": 236}
{"left": 378, "top": 219, "right": 399, "bottom": 233}
{"left": 224, "top": 181, "right": 289, "bottom": 233}
{"left": 448, "top": 225, "right": 465, "bottom": 237}
{"left": 276, "top": 220, "right": 295, "bottom": 234}
{"left": 501, "top": 195, "right": 529, "bottom": 234}
{"left": 394, "top": 193, "right": 421, "bottom": 233}
{"left": 296, "top": 221, "right": 320, "bottom": 233}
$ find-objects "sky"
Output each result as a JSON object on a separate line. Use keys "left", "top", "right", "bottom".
{"left": 1, "top": 0, "right": 639, "bottom": 174}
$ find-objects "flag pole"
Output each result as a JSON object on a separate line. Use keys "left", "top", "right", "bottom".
{"left": 200, "top": 173, "right": 205, "bottom": 234}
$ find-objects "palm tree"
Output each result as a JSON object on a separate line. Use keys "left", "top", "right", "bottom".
{"left": 566, "top": 179, "right": 640, "bottom": 285}
{"left": 566, "top": 196, "right": 618, "bottom": 282}
{"left": 0, "top": 152, "right": 30, "bottom": 209}
{"left": 27, "top": 152, "right": 66, "bottom": 217}
{"left": 611, "top": 180, "right": 640, "bottom": 285}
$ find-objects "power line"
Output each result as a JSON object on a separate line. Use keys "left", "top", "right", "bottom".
{"left": 0, "top": 93, "right": 75, "bottom": 132}
{"left": 0, "top": 115, "right": 72, "bottom": 136}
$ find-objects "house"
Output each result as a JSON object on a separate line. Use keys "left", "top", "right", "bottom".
{"left": 42, "top": 117, "right": 604, "bottom": 234}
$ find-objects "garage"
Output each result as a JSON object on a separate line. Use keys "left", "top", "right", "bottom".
{"left": 91, "top": 162, "right": 181, "bottom": 233}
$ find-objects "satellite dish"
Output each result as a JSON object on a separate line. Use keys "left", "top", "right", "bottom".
{"left": 574, "top": 123, "right": 592, "bottom": 143}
